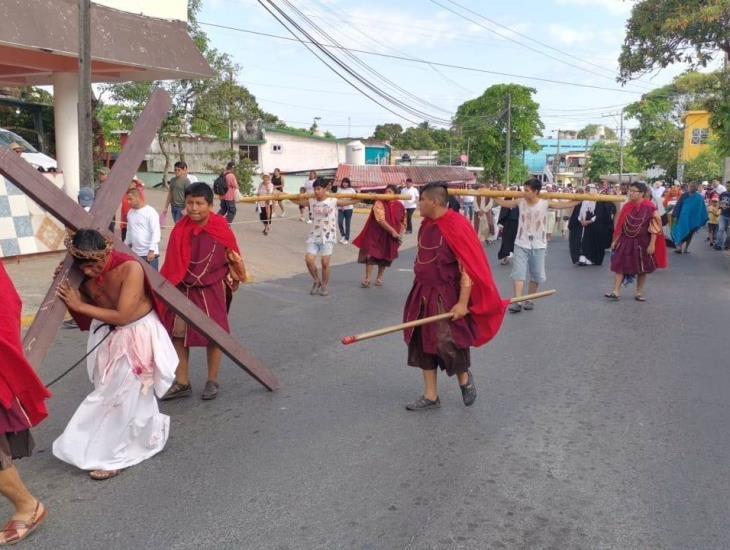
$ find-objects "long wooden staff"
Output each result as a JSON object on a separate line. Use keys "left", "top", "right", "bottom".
{"left": 341, "top": 290, "right": 556, "bottom": 345}
{"left": 448, "top": 189, "right": 625, "bottom": 202}
{"left": 238, "top": 192, "right": 409, "bottom": 203}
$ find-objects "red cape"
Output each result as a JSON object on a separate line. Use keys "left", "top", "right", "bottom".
{"left": 434, "top": 210, "right": 509, "bottom": 347}
{"left": 70, "top": 251, "right": 165, "bottom": 331}
{"left": 614, "top": 199, "right": 668, "bottom": 269}
{"left": 161, "top": 213, "right": 241, "bottom": 287}
{"left": 0, "top": 263, "right": 51, "bottom": 427}
{"left": 352, "top": 200, "right": 405, "bottom": 261}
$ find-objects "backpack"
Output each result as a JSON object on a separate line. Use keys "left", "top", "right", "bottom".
{"left": 213, "top": 173, "right": 228, "bottom": 195}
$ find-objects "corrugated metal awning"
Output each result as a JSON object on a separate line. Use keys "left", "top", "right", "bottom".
{"left": 334, "top": 164, "right": 477, "bottom": 190}
{"left": 0, "top": 0, "right": 213, "bottom": 85}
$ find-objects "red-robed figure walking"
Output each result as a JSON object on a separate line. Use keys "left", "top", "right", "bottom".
{"left": 402, "top": 184, "right": 509, "bottom": 411}
{"left": 352, "top": 184, "right": 406, "bottom": 287}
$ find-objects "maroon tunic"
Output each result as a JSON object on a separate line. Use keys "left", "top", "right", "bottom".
{"left": 167, "top": 232, "right": 230, "bottom": 347}
{"left": 403, "top": 221, "right": 476, "bottom": 354}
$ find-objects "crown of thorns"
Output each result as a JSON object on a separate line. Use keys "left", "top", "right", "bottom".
{"left": 64, "top": 231, "right": 113, "bottom": 261}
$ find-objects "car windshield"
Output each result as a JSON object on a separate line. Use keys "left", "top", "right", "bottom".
{"left": 0, "top": 129, "right": 39, "bottom": 153}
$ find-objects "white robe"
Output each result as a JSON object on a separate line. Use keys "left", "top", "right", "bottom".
{"left": 53, "top": 311, "right": 177, "bottom": 471}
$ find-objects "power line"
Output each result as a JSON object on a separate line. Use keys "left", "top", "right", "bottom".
{"left": 432, "top": 0, "right": 656, "bottom": 90}
{"left": 199, "top": 20, "right": 645, "bottom": 95}
{"left": 428, "top": 0, "right": 653, "bottom": 92}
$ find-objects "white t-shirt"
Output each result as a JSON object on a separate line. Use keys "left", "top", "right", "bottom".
{"left": 305, "top": 179, "right": 316, "bottom": 193}
{"left": 124, "top": 205, "right": 161, "bottom": 256}
{"left": 256, "top": 182, "right": 274, "bottom": 209}
{"left": 308, "top": 198, "right": 338, "bottom": 243}
{"left": 337, "top": 187, "right": 356, "bottom": 211}
{"left": 515, "top": 198, "right": 549, "bottom": 249}
{"left": 462, "top": 194, "right": 475, "bottom": 204}
{"left": 401, "top": 186, "right": 419, "bottom": 209}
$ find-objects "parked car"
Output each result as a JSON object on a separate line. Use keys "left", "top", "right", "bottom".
{"left": 0, "top": 127, "right": 57, "bottom": 172}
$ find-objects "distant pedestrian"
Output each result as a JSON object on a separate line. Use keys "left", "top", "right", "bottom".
{"left": 124, "top": 187, "right": 161, "bottom": 270}
{"left": 462, "top": 190, "right": 476, "bottom": 222}
{"left": 271, "top": 168, "right": 286, "bottom": 218}
{"left": 714, "top": 187, "right": 730, "bottom": 250}
{"left": 256, "top": 174, "right": 274, "bottom": 236}
{"left": 121, "top": 177, "right": 145, "bottom": 241}
{"left": 671, "top": 182, "right": 708, "bottom": 254}
{"left": 708, "top": 197, "right": 720, "bottom": 246}
{"left": 297, "top": 186, "right": 308, "bottom": 222}
{"left": 78, "top": 186, "right": 94, "bottom": 212}
{"left": 303, "top": 170, "right": 318, "bottom": 224}
{"left": 352, "top": 184, "right": 405, "bottom": 287}
{"left": 605, "top": 181, "right": 668, "bottom": 302}
{"left": 400, "top": 178, "right": 419, "bottom": 234}
{"left": 163, "top": 161, "right": 191, "bottom": 223}
{"left": 495, "top": 178, "right": 577, "bottom": 313}
{"left": 217, "top": 161, "right": 238, "bottom": 224}
{"left": 337, "top": 177, "right": 356, "bottom": 243}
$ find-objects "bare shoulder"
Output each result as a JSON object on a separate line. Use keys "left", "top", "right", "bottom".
{"left": 114, "top": 260, "right": 144, "bottom": 279}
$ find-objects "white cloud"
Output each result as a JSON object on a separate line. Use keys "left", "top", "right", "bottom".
{"left": 553, "top": 0, "right": 632, "bottom": 16}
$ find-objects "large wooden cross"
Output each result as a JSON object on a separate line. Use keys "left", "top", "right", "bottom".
{"left": 0, "top": 90, "right": 279, "bottom": 391}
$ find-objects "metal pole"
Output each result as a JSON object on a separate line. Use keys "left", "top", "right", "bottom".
{"left": 555, "top": 129, "right": 561, "bottom": 185}
{"left": 619, "top": 108, "right": 624, "bottom": 186}
{"left": 505, "top": 93, "right": 511, "bottom": 184}
{"left": 78, "top": 0, "right": 93, "bottom": 188}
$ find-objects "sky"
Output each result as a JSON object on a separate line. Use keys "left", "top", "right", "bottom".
{"left": 198, "top": 0, "right": 721, "bottom": 138}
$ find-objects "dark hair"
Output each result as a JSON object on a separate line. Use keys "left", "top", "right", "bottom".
{"left": 341, "top": 177, "right": 351, "bottom": 187}
{"left": 421, "top": 183, "right": 448, "bottom": 206}
{"left": 629, "top": 181, "right": 648, "bottom": 194}
{"left": 524, "top": 178, "right": 542, "bottom": 193}
{"left": 184, "top": 181, "right": 214, "bottom": 204}
{"left": 313, "top": 178, "right": 327, "bottom": 189}
{"left": 226, "top": 161, "right": 236, "bottom": 170}
{"left": 71, "top": 229, "right": 108, "bottom": 265}
{"left": 405, "top": 178, "right": 413, "bottom": 183}
{"left": 385, "top": 184, "right": 399, "bottom": 193}
{"left": 174, "top": 161, "right": 187, "bottom": 170}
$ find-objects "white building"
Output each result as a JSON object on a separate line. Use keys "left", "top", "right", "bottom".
{"left": 238, "top": 126, "right": 347, "bottom": 174}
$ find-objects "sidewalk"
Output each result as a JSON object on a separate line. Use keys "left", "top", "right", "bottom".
{"left": 2, "top": 188, "right": 422, "bottom": 324}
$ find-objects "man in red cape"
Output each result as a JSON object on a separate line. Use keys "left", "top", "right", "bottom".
{"left": 0, "top": 263, "right": 50, "bottom": 544}
{"left": 160, "top": 182, "right": 245, "bottom": 402}
{"left": 403, "top": 184, "right": 508, "bottom": 411}
{"left": 352, "top": 184, "right": 406, "bottom": 287}
{"left": 605, "top": 181, "right": 667, "bottom": 302}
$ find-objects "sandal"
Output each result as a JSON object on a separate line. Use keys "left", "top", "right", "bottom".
{"left": 360, "top": 281, "right": 371, "bottom": 288}
{"left": 159, "top": 382, "right": 192, "bottom": 401}
{"left": 634, "top": 295, "right": 647, "bottom": 302}
{"left": 604, "top": 292, "right": 620, "bottom": 301}
{"left": 89, "top": 469, "right": 123, "bottom": 481}
{"left": 459, "top": 371, "right": 477, "bottom": 407}
{"left": 310, "top": 282, "right": 321, "bottom": 295}
{"left": 374, "top": 279, "right": 383, "bottom": 287}
{"left": 0, "top": 501, "right": 47, "bottom": 545}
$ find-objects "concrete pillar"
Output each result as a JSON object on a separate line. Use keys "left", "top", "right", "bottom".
{"left": 53, "top": 72, "right": 80, "bottom": 199}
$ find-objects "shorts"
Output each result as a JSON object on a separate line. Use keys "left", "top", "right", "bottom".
{"left": 511, "top": 244, "right": 546, "bottom": 283}
{"left": 0, "top": 431, "right": 34, "bottom": 470}
{"left": 306, "top": 241, "right": 334, "bottom": 256}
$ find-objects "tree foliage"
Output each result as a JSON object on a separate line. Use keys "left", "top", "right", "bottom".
{"left": 618, "top": 0, "right": 730, "bottom": 83}
{"left": 684, "top": 146, "right": 724, "bottom": 181}
{"left": 577, "top": 124, "right": 617, "bottom": 140}
{"left": 453, "top": 83, "right": 543, "bottom": 182}
{"left": 587, "top": 141, "right": 641, "bottom": 181}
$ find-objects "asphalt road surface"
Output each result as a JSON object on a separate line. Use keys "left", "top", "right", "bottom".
{"left": 13, "top": 236, "right": 730, "bottom": 549}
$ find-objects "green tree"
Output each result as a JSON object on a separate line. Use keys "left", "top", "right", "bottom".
{"left": 577, "top": 124, "right": 617, "bottom": 140}
{"left": 205, "top": 150, "right": 256, "bottom": 195}
{"left": 684, "top": 146, "right": 724, "bottom": 181}
{"left": 392, "top": 126, "right": 438, "bottom": 150}
{"left": 453, "top": 84, "right": 543, "bottom": 182}
{"left": 371, "top": 123, "right": 403, "bottom": 142}
{"left": 587, "top": 141, "right": 641, "bottom": 181}
{"left": 618, "top": 0, "right": 730, "bottom": 83}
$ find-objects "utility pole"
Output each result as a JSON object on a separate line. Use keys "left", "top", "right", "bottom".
{"left": 554, "top": 129, "right": 561, "bottom": 185}
{"left": 78, "top": 0, "right": 93, "bottom": 187}
{"left": 724, "top": 51, "right": 730, "bottom": 185}
{"left": 505, "top": 93, "right": 512, "bottom": 184}
{"left": 228, "top": 68, "right": 235, "bottom": 151}
{"left": 618, "top": 108, "right": 625, "bottom": 186}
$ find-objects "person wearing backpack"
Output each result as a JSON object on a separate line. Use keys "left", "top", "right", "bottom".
{"left": 217, "top": 161, "right": 238, "bottom": 223}
{"left": 163, "top": 161, "right": 191, "bottom": 223}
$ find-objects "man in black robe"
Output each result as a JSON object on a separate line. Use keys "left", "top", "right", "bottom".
{"left": 568, "top": 185, "right": 616, "bottom": 265}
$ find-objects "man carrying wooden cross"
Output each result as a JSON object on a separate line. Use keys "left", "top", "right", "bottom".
{"left": 402, "top": 184, "right": 509, "bottom": 411}
{"left": 53, "top": 229, "right": 178, "bottom": 481}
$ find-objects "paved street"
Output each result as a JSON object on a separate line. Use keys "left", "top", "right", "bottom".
{"left": 12, "top": 236, "right": 730, "bottom": 550}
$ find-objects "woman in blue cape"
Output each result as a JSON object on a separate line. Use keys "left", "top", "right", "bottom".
{"left": 671, "top": 183, "right": 709, "bottom": 254}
